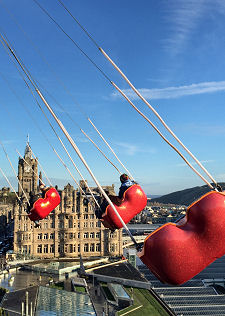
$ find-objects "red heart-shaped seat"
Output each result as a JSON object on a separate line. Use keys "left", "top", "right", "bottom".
{"left": 28, "top": 187, "right": 60, "bottom": 221}
{"left": 138, "top": 191, "right": 225, "bottom": 285}
{"left": 101, "top": 184, "right": 147, "bottom": 229}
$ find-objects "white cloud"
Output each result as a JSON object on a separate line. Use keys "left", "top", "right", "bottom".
{"left": 115, "top": 141, "right": 156, "bottom": 156}
{"left": 111, "top": 81, "right": 225, "bottom": 100}
{"left": 216, "top": 173, "right": 225, "bottom": 181}
{"left": 177, "top": 159, "right": 214, "bottom": 167}
{"left": 163, "top": 0, "right": 206, "bottom": 55}
{"left": 181, "top": 123, "right": 225, "bottom": 136}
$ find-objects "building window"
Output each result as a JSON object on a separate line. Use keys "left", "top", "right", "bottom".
{"left": 84, "top": 243, "right": 89, "bottom": 252}
{"left": 84, "top": 222, "right": 88, "bottom": 228}
{"left": 110, "top": 232, "right": 116, "bottom": 238}
{"left": 44, "top": 245, "right": 48, "bottom": 253}
{"left": 84, "top": 214, "right": 88, "bottom": 219}
{"left": 50, "top": 233, "right": 54, "bottom": 239}
{"left": 84, "top": 232, "right": 88, "bottom": 239}
{"left": 90, "top": 243, "right": 95, "bottom": 252}
{"left": 69, "top": 233, "right": 73, "bottom": 239}
{"left": 58, "top": 245, "right": 64, "bottom": 253}
{"left": 51, "top": 221, "right": 55, "bottom": 229}
{"left": 73, "top": 244, "right": 76, "bottom": 252}
{"left": 69, "top": 244, "right": 73, "bottom": 253}
{"left": 90, "top": 214, "right": 94, "bottom": 219}
{"left": 78, "top": 233, "right": 80, "bottom": 238}
{"left": 37, "top": 233, "right": 42, "bottom": 240}
{"left": 50, "top": 245, "right": 54, "bottom": 253}
{"left": 59, "top": 221, "right": 64, "bottom": 228}
{"left": 44, "top": 222, "right": 48, "bottom": 229}
{"left": 96, "top": 232, "right": 100, "bottom": 239}
{"left": 69, "top": 218, "right": 73, "bottom": 228}
{"left": 90, "top": 222, "right": 94, "bottom": 228}
{"left": 96, "top": 244, "right": 101, "bottom": 252}
{"left": 43, "top": 233, "right": 48, "bottom": 240}
{"left": 37, "top": 245, "right": 42, "bottom": 253}
{"left": 78, "top": 244, "right": 80, "bottom": 252}
{"left": 110, "top": 244, "right": 115, "bottom": 252}
{"left": 90, "top": 232, "right": 94, "bottom": 238}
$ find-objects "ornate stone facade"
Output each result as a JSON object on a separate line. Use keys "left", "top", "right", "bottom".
{"left": 13, "top": 142, "right": 123, "bottom": 259}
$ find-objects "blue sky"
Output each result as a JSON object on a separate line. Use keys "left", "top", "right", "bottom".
{"left": 0, "top": 0, "right": 225, "bottom": 196}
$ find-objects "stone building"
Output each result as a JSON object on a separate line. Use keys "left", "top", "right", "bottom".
{"left": 13, "top": 142, "right": 123, "bottom": 259}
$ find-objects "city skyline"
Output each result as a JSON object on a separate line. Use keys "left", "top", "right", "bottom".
{"left": 0, "top": 1, "right": 225, "bottom": 195}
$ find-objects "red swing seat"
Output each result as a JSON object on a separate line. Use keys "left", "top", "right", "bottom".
{"left": 138, "top": 190, "right": 225, "bottom": 285}
{"left": 28, "top": 187, "right": 60, "bottom": 221}
{"left": 101, "top": 184, "right": 147, "bottom": 230}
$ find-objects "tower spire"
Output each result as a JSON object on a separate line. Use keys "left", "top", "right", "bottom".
{"left": 24, "top": 136, "right": 32, "bottom": 159}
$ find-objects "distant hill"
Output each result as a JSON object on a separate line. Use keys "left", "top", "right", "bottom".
{"left": 151, "top": 183, "right": 225, "bottom": 206}
{"left": 147, "top": 195, "right": 161, "bottom": 199}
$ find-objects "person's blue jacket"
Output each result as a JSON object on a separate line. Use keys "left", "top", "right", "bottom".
{"left": 118, "top": 179, "right": 135, "bottom": 198}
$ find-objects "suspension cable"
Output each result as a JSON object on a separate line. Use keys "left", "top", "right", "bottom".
{"left": 0, "top": 140, "right": 30, "bottom": 205}
{"left": 0, "top": 3, "right": 128, "bottom": 180}
{"left": 0, "top": 57, "right": 98, "bottom": 207}
{"left": 88, "top": 118, "right": 135, "bottom": 180}
{"left": 0, "top": 26, "right": 215, "bottom": 191}
{"left": 111, "top": 82, "right": 214, "bottom": 190}
{"left": 55, "top": 0, "right": 218, "bottom": 189}
{"left": 36, "top": 88, "right": 140, "bottom": 248}
{"left": 24, "top": 77, "right": 101, "bottom": 208}
{"left": 99, "top": 48, "right": 219, "bottom": 188}
{"left": 0, "top": 167, "right": 22, "bottom": 203}
{"left": 32, "top": 80, "right": 125, "bottom": 177}
{"left": 28, "top": 148, "right": 53, "bottom": 187}
{"left": 52, "top": 148, "right": 85, "bottom": 197}
{"left": 80, "top": 129, "right": 121, "bottom": 175}
{"left": 32, "top": 0, "right": 111, "bottom": 83}
{"left": 0, "top": 1, "right": 135, "bottom": 180}
{"left": 1, "top": 32, "right": 141, "bottom": 248}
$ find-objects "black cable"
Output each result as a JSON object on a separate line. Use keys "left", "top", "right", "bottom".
{"left": 57, "top": 0, "right": 100, "bottom": 50}
{"left": 32, "top": 0, "right": 112, "bottom": 83}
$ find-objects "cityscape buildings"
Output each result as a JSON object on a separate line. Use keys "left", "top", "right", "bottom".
{"left": 8, "top": 141, "right": 123, "bottom": 259}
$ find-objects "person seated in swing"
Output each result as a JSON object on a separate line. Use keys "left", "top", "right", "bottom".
{"left": 95, "top": 174, "right": 136, "bottom": 219}
{"left": 27, "top": 182, "right": 49, "bottom": 214}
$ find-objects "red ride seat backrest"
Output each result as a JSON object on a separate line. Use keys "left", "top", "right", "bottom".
{"left": 101, "top": 184, "right": 147, "bottom": 229}
{"left": 138, "top": 191, "right": 225, "bottom": 285}
{"left": 28, "top": 187, "right": 60, "bottom": 221}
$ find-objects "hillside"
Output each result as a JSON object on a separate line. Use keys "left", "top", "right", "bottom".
{"left": 151, "top": 183, "right": 225, "bottom": 206}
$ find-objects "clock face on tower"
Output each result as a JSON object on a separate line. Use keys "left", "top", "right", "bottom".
{"left": 24, "top": 165, "right": 31, "bottom": 173}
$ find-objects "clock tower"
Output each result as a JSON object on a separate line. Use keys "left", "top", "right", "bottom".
{"left": 18, "top": 139, "right": 38, "bottom": 196}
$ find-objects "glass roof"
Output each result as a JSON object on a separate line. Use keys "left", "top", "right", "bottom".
{"left": 109, "top": 283, "right": 130, "bottom": 299}
{"left": 36, "top": 286, "right": 96, "bottom": 316}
